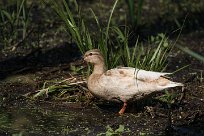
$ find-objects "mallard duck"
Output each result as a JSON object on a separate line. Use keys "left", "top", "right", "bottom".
{"left": 84, "top": 49, "right": 183, "bottom": 115}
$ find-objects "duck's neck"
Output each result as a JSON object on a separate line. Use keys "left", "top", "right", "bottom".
{"left": 92, "top": 63, "right": 106, "bottom": 75}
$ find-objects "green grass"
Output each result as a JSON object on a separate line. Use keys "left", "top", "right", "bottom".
{"left": 97, "top": 125, "right": 130, "bottom": 136}
{"left": 48, "top": 0, "right": 120, "bottom": 69}
{"left": 0, "top": 0, "right": 31, "bottom": 49}
{"left": 49, "top": 0, "right": 171, "bottom": 72}
{"left": 156, "top": 90, "right": 177, "bottom": 106}
{"left": 177, "top": 45, "right": 204, "bottom": 62}
{"left": 126, "top": 0, "right": 144, "bottom": 26}
{"left": 48, "top": 0, "right": 93, "bottom": 54}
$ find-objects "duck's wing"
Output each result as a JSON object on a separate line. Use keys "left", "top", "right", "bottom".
{"left": 97, "top": 67, "right": 181, "bottom": 101}
{"left": 106, "top": 67, "right": 171, "bottom": 82}
{"left": 99, "top": 67, "right": 166, "bottom": 100}
{"left": 99, "top": 69, "right": 141, "bottom": 100}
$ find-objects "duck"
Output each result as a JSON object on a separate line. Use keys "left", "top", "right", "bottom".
{"left": 84, "top": 49, "right": 183, "bottom": 115}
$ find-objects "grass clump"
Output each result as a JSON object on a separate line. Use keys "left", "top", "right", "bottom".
{"left": 48, "top": 0, "right": 171, "bottom": 72}
{"left": 48, "top": 0, "right": 120, "bottom": 70}
{"left": 0, "top": 0, "right": 32, "bottom": 49}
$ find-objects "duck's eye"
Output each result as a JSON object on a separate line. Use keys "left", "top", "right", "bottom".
{"left": 89, "top": 53, "right": 93, "bottom": 56}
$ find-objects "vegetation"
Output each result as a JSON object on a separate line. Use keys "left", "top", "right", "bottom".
{"left": 97, "top": 125, "right": 130, "bottom": 136}
{"left": 126, "top": 0, "right": 144, "bottom": 27}
{"left": 0, "top": 0, "right": 32, "bottom": 49}
{"left": 49, "top": 0, "right": 171, "bottom": 71}
{"left": 177, "top": 45, "right": 204, "bottom": 62}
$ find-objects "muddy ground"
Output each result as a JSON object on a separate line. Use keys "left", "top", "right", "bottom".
{"left": 0, "top": 0, "right": 204, "bottom": 136}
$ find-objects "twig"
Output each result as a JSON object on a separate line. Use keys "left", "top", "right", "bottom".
{"left": 11, "top": 28, "right": 34, "bottom": 51}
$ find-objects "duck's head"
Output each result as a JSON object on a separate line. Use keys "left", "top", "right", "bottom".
{"left": 84, "top": 49, "right": 104, "bottom": 65}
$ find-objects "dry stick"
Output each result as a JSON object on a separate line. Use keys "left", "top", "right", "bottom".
{"left": 177, "top": 74, "right": 197, "bottom": 104}
{"left": 68, "top": 81, "right": 86, "bottom": 85}
{"left": 24, "top": 75, "right": 86, "bottom": 97}
{"left": 42, "top": 77, "right": 85, "bottom": 91}
{"left": 178, "top": 86, "right": 185, "bottom": 105}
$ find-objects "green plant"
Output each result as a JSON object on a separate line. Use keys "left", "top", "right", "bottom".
{"left": 174, "top": 14, "right": 204, "bottom": 63}
{"left": 0, "top": 0, "right": 31, "bottom": 49}
{"left": 112, "top": 27, "right": 171, "bottom": 71}
{"left": 97, "top": 125, "right": 130, "bottom": 136}
{"left": 143, "top": 33, "right": 171, "bottom": 71}
{"left": 49, "top": 0, "right": 172, "bottom": 72}
{"left": 12, "top": 132, "right": 23, "bottom": 136}
{"left": 177, "top": 45, "right": 204, "bottom": 62}
{"left": 156, "top": 90, "right": 178, "bottom": 109}
{"left": 0, "top": 113, "right": 12, "bottom": 133}
{"left": 48, "top": 0, "right": 93, "bottom": 54}
{"left": 49, "top": 0, "right": 121, "bottom": 70}
{"left": 126, "top": 0, "right": 144, "bottom": 27}
{"left": 70, "top": 64, "right": 85, "bottom": 75}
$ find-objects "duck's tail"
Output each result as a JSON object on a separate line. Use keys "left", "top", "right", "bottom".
{"left": 165, "top": 81, "right": 184, "bottom": 88}
{"left": 157, "top": 77, "right": 184, "bottom": 89}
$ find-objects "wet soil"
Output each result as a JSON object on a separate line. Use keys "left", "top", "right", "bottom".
{"left": 0, "top": 0, "right": 204, "bottom": 136}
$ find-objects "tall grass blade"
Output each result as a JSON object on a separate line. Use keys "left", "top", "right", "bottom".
{"left": 136, "top": 0, "right": 144, "bottom": 25}
{"left": 177, "top": 45, "right": 204, "bottom": 62}
{"left": 105, "top": 0, "right": 119, "bottom": 46}
{"left": 89, "top": 8, "right": 102, "bottom": 33}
